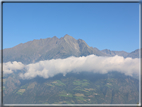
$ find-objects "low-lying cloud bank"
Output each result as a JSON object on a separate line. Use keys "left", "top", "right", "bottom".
{"left": 2, "top": 55, "right": 140, "bottom": 79}
{"left": 3, "top": 61, "right": 24, "bottom": 74}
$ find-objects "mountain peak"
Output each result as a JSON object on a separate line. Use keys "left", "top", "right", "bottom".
{"left": 64, "top": 34, "right": 73, "bottom": 39}
{"left": 53, "top": 36, "right": 57, "bottom": 38}
{"left": 63, "top": 34, "right": 76, "bottom": 43}
{"left": 102, "top": 49, "right": 110, "bottom": 51}
{"left": 52, "top": 36, "right": 58, "bottom": 39}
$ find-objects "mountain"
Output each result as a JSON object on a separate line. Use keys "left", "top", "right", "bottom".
{"left": 3, "top": 72, "right": 139, "bottom": 104}
{"left": 3, "top": 34, "right": 140, "bottom": 64}
{"left": 3, "top": 34, "right": 108, "bottom": 64}
{"left": 101, "top": 49, "right": 140, "bottom": 58}
{"left": 101, "top": 49, "right": 129, "bottom": 57}
{"left": 2, "top": 34, "right": 140, "bottom": 104}
{"left": 127, "top": 49, "right": 140, "bottom": 58}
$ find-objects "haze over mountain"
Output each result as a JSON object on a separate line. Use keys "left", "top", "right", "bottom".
{"left": 3, "top": 34, "right": 140, "bottom": 65}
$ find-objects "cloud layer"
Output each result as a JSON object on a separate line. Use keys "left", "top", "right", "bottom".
{"left": 2, "top": 55, "right": 140, "bottom": 79}
{"left": 3, "top": 61, "right": 24, "bottom": 74}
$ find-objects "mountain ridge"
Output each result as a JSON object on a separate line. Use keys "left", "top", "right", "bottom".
{"left": 3, "top": 34, "right": 107, "bottom": 64}
{"left": 3, "top": 34, "right": 140, "bottom": 64}
{"left": 101, "top": 48, "right": 140, "bottom": 58}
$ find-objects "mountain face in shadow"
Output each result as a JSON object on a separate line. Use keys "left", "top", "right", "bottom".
{"left": 3, "top": 34, "right": 107, "bottom": 64}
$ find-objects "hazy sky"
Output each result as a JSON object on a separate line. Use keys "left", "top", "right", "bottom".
{"left": 3, "top": 2, "right": 139, "bottom": 52}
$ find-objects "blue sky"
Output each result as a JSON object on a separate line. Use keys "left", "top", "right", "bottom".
{"left": 3, "top": 3, "right": 139, "bottom": 53}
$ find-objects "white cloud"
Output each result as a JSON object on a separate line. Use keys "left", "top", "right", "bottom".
{"left": 3, "top": 61, "right": 24, "bottom": 74}
{"left": 1, "top": 55, "right": 140, "bottom": 79}
{"left": 20, "top": 55, "right": 139, "bottom": 79}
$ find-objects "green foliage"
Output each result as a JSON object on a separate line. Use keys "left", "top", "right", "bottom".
{"left": 73, "top": 86, "right": 83, "bottom": 91}
{"left": 59, "top": 91, "right": 73, "bottom": 97}
{"left": 16, "top": 92, "right": 23, "bottom": 95}
{"left": 75, "top": 96, "right": 85, "bottom": 101}
{"left": 20, "top": 85, "right": 27, "bottom": 89}
{"left": 82, "top": 82, "right": 90, "bottom": 86}
{"left": 52, "top": 80, "right": 66, "bottom": 86}
{"left": 73, "top": 80, "right": 82, "bottom": 85}
{"left": 73, "top": 80, "right": 89, "bottom": 86}
{"left": 47, "top": 84, "right": 54, "bottom": 87}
